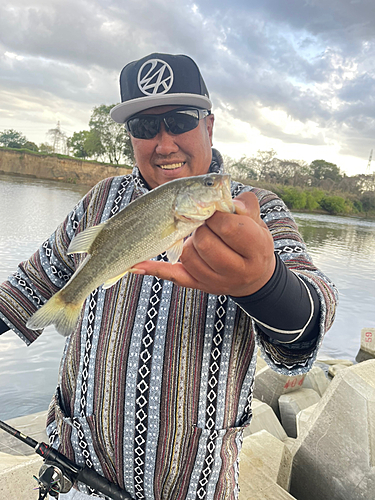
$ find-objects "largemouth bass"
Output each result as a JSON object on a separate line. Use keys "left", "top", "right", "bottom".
{"left": 26, "top": 173, "right": 234, "bottom": 337}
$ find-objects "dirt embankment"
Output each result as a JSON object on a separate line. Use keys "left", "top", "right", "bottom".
{"left": 0, "top": 149, "right": 132, "bottom": 187}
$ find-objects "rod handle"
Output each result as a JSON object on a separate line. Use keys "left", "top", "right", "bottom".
{"left": 78, "top": 467, "right": 133, "bottom": 500}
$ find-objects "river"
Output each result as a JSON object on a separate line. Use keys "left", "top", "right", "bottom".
{"left": 0, "top": 174, "right": 374, "bottom": 420}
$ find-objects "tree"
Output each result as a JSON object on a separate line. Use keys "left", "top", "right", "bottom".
{"left": 23, "top": 141, "right": 39, "bottom": 152}
{"left": 319, "top": 195, "right": 348, "bottom": 214}
{"left": 88, "top": 104, "right": 133, "bottom": 165}
{"left": 360, "top": 192, "right": 375, "bottom": 213}
{"left": 83, "top": 130, "right": 105, "bottom": 160}
{"left": 0, "top": 129, "right": 27, "bottom": 148}
{"left": 68, "top": 131, "right": 91, "bottom": 158}
{"left": 224, "top": 155, "right": 259, "bottom": 180}
{"left": 39, "top": 142, "right": 54, "bottom": 154}
{"left": 310, "top": 160, "right": 343, "bottom": 183}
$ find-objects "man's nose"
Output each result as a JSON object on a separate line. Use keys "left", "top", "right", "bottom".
{"left": 155, "top": 122, "right": 179, "bottom": 156}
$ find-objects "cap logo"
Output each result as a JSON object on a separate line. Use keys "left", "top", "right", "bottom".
{"left": 137, "top": 59, "right": 174, "bottom": 96}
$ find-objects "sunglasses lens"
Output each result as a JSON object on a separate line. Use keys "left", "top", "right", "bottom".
{"left": 165, "top": 110, "right": 200, "bottom": 135}
{"left": 127, "top": 117, "right": 160, "bottom": 139}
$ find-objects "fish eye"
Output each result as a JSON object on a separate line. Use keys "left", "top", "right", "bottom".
{"left": 204, "top": 177, "right": 215, "bottom": 187}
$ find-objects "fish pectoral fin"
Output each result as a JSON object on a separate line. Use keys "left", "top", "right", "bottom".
{"left": 102, "top": 271, "right": 129, "bottom": 290}
{"left": 67, "top": 223, "right": 107, "bottom": 255}
{"left": 166, "top": 239, "right": 184, "bottom": 264}
{"left": 161, "top": 222, "right": 177, "bottom": 239}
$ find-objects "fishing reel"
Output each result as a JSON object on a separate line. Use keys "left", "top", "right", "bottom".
{"left": 35, "top": 462, "right": 74, "bottom": 499}
{"left": 0, "top": 418, "right": 132, "bottom": 500}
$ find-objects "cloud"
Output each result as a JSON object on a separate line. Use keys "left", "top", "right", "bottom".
{"left": 1, "top": 0, "right": 375, "bottom": 171}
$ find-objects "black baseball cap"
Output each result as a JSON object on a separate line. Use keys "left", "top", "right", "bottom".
{"left": 110, "top": 53, "right": 212, "bottom": 124}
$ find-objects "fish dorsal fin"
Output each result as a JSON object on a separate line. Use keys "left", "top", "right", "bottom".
{"left": 102, "top": 270, "right": 129, "bottom": 290}
{"left": 67, "top": 223, "right": 106, "bottom": 255}
{"left": 166, "top": 239, "right": 184, "bottom": 264}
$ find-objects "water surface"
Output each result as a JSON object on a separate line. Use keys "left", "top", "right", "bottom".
{"left": 293, "top": 212, "right": 375, "bottom": 361}
{"left": 0, "top": 175, "right": 88, "bottom": 420}
{"left": 0, "top": 174, "right": 374, "bottom": 420}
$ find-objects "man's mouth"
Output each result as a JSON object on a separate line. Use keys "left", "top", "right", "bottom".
{"left": 158, "top": 162, "right": 185, "bottom": 170}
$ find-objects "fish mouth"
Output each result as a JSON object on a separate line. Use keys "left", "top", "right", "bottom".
{"left": 157, "top": 162, "right": 186, "bottom": 170}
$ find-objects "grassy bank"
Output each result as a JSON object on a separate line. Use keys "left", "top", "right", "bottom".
{"left": 246, "top": 179, "right": 375, "bottom": 219}
{"left": 0, "top": 146, "right": 131, "bottom": 168}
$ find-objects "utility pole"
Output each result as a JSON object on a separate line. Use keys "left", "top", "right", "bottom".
{"left": 366, "top": 149, "right": 373, "bottom": 174}
{"left": 47, "top": 121, "right": 68, "bottom": 154}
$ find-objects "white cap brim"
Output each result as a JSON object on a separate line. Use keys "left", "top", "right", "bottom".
{"left": 110, "top": 93, "right": 212, "bottom": 123}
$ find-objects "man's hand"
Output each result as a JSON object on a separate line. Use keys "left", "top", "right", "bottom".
{"left": 132, "top": 192, "right": 276, "bottom": 297}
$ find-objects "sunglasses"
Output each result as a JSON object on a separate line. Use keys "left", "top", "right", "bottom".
{"left": 125, "top": 107, "right": 211, "bottom": 140}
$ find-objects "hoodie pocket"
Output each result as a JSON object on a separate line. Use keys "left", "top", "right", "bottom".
{"left": 48, "top": 387, "right": 100, "bottom": 470}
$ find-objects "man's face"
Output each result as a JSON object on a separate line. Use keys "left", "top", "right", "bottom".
{"left": 130, "top": 105, "right": 215, "bottom": 189}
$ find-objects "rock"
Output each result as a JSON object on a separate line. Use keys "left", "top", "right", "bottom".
{"left": 302, "top": 365, "right": 330, "bottom": 396}
{"left": 244, "top": 399, "right": 288, "bottom": 441}
{"left": 290, "top": 360, "right": 375, "bottom": 500}
{"left": 239, "top": 430, "right": 293, "bottom": 493}
{"left": 279, "top": 388, "right": 321, "bottom": 438}
{"left": 356, "top": 328, "right": 375, "bottom": 362}
{"left": 253, "top": 365, "right": 305, "bottom": 417}
{"left": 296, "top": 403, "right": 318, "bottom": 436}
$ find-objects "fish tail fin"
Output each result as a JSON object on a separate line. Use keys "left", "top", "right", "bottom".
{"left": 26, "top": 291, "right": 84, "bottom": 337}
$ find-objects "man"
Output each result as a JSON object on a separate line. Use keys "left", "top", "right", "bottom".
{"left": 0, "top": 53, "right": 337, "bottom": 500}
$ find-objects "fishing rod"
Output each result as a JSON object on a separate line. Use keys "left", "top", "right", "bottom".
{"left": 0, "top": 419, "right": 132, "bottom": 500}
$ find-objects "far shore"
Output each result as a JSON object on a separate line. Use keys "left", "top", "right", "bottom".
{"left": 1, "top": 147, "right": 375, "bottom": 220}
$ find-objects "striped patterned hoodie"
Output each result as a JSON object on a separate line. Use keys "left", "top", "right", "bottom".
{"left": 0, "top": 150, "right": 337, "bottom": 500}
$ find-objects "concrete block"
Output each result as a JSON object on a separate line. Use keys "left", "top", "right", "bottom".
{"left": 356, "top": 349, "right": 375, "bottom": 363}
{"left": 290, "top": 360, "right": 375, "bottom": 500}
{"left": 356, "top": 328, "right": 375, "bottom": 362}
{"left": 360, "top": 328, "right": 375, "bottom": 355}
{"left": 253, "top": 365, "right": 305, "bottom": 417}
{"left": 296, "top": 403, "right": 318, "bottom": 436}
{"left": 282, "top": 437, "right": 297, "bottom": 453}
{"left": 0, "top": 411, "right": 49, "bottom": 499}
{"left": 302, "top": 365, "right": 330, "bottom": 396}
{"left": 244, "top": 399, "right": 288, "bottom": 441}
{"left": 279, "top": 389, "right": 321, "bottom": 438}
{"left": 255, "top": 350, "right": 268, "bottom": 374}
{"left": 316, "top": 357, "right": 354, "bottom": 367}
{"left": 239, "top": 470, "right": 297, "bottom": 499}
{"left": 240, "top": 430, "right": 293, "bottom": 492}
{"left": 0, "top": 411, "right": 48, "bottom": 457}
{"left": 0, "top": 452, "right": 43, "bottom": 500}
{"left": 328, "top": 363, "right": 350, "bottom": 378}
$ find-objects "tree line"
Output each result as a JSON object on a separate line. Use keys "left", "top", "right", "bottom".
{"left": 224, "top": 150, "right": 375, "bottom": 216}
{"left": 1, "top": 105, "right": 375, "bottom": 216}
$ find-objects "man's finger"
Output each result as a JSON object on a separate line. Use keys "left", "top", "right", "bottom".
{"left": 131, "top": 260, "right": 202, "bottom": 289}
{"left": 234, "top": 191, "right": 266, "bottom": 225}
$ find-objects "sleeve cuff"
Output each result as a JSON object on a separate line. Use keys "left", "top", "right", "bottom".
{"left": 231, "top": 253, "right": 321, "bottom": 345}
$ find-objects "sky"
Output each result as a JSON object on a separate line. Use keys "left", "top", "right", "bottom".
{"left": 1, "top": 0, "right": 375, "bottom": 176}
